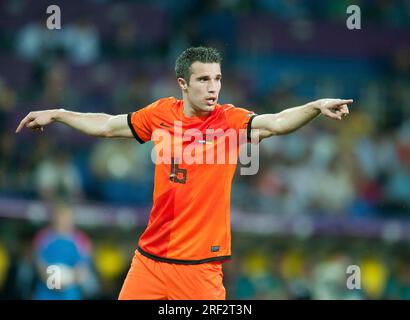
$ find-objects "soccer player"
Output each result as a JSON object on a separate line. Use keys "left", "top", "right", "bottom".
{"left": 16, "top": 47, "right": 351, "bottom": 300}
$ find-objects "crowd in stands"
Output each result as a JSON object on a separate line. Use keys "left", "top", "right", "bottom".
{"left": 1, "top": 0, "right": 409, "bottom": 217}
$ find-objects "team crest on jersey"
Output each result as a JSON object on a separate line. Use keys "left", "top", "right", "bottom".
{"left": 211, "top": 246, "right": 220, "bottom": 252}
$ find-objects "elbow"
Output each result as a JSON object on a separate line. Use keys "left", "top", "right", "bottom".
{"left": 269, "top": 115, "right": 298, "bottom": 136}
{"left": 267, "top": 115, "right": 284, "bottom": 136}
{"left": 272, "top": 127, "right": 296, "bottom": 136}
{"left": 101, "top": 116, "right": 117, "bottom": 137}
{"left": 100, "top": 123, "right": 113, "bottom": 138}
{"left": 103, "top": 128, "right": 114, "bottom": 138}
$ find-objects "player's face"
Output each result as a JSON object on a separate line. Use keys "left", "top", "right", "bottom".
{"left": 181, "top": 62, "right": 222, "bottom": 115}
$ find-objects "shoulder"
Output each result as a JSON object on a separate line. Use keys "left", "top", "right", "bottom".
{"left": 145, "top": 96, "right": 178, "bottom": 111}
{"left": 219, "top": 103, "right": 255, "bottom": 117}
{"left": 219, "top": 103, "right": 235, "bottom": 112}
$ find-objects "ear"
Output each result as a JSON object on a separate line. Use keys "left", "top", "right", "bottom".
{"left": 177, "top": 78, "right": 188, "bottom": 91}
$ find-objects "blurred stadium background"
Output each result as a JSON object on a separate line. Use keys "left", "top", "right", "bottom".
{"left": 0, "top": 0, "right": 409, "bottom": 300}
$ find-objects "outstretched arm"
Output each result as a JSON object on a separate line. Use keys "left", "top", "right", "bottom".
{"left": 15, "top": 109, "right": 133, "bottom": 138}
{"left": 250, "top": 98, "right": 352, "bottom": 141}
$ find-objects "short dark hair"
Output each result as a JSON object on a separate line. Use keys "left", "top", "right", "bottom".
{"left": 175, "top": 47, "right": 222, "bottom": 83}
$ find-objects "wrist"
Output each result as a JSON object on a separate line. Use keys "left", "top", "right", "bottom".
{"left": 308, "top": 101, "right": 322, "bottom": 114}
{"left": 53, "top": 108, "right": 66, "bottom": 121}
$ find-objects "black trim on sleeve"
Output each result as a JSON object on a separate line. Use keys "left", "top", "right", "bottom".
{"left": 127, "top": 112, "right": 146, "bottom": 144}
{"left": 247, "top": 114, "right": 258, "bottom": 142}
{"left": 137, "top": 246, "right": 231, "bottom": 265}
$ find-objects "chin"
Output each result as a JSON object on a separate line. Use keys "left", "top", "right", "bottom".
{"left": 204, "top": 106, "right": 215, "bottom": 113}
{"left": 197, "top": 105, "right": 214, "bottom": 113}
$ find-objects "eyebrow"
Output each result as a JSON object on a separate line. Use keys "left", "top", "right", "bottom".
{"left": 196, "top": 74, "right": 222, "bottom": 80}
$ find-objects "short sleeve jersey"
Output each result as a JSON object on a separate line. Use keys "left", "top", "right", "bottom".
{"left": 128, "top": 97, "right": 256, "bottom": 264}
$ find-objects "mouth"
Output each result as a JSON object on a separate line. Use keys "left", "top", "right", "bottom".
{"left": 205, "top": 97, "right": 217, "bottom": 106}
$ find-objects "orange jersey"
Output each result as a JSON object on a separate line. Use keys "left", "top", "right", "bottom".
{"left": 128, "top": 97, "right": 256, "bottom": 264}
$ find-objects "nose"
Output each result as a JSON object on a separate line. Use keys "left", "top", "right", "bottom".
{"left": 207, "top": 80, "right": 218, "bottom": 93}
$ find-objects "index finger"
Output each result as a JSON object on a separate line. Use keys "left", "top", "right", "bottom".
{"left": 337, "top": 99, "right": 353, "bottom": 105}
{"left": 15, "top": 114, "right": 33, "bottom": 133}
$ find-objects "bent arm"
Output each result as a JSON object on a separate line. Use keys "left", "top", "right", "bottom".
{"left": 15, "top": 109, "right": 133, "bottom": 138}
{"left": 250, "top": 99, "right": 352, "bottom": 141}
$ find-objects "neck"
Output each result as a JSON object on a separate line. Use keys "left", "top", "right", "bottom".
{"left": 182, "top": 96, "right": 210, "bottom": 118}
